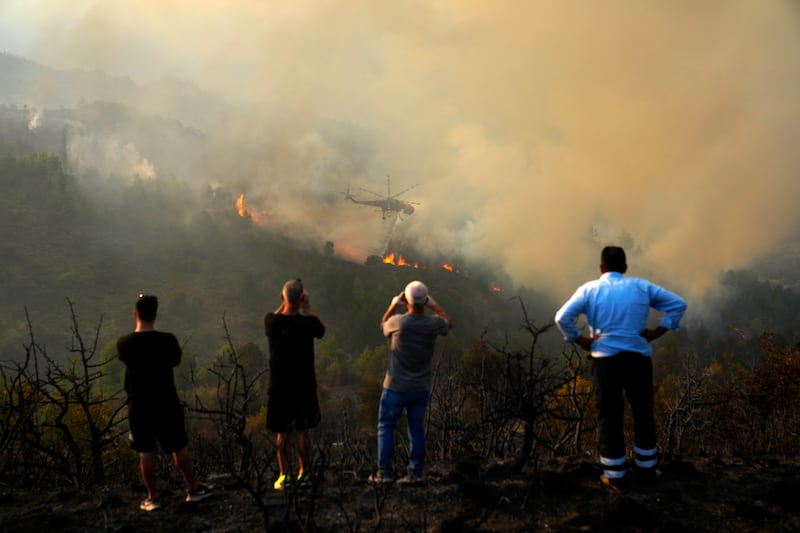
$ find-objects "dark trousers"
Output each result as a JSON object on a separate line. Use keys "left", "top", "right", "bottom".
{"left": 592, "top": 352, "right": 657, "bottom": 473}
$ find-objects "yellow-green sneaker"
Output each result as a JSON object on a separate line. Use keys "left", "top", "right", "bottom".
{"left": 296, "top": 473, "right": 311, "bottom": 488}
{"left": 274, "top": 474, "right": 292, "bottom": 491}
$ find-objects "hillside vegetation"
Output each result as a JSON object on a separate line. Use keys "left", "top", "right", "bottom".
{"left": 0, "top": 148, "right": 542, "bottom": 365}
{"left": 4, "top": 53, "right": 800, "bottom": 531}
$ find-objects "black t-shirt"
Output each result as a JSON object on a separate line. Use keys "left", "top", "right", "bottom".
{"left": 117, "top": 330, "right": 181, "bottom": 407}
{"left": 264, "top": 313, "right": 325, "bottom": 399}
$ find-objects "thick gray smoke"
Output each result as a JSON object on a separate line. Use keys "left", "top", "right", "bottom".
{"left": 3, "top": 0, "right": 800, "bottom": 305}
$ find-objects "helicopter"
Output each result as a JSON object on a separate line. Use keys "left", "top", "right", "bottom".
{"left": 342, "top": 176, "right": 420, "bottom": 219}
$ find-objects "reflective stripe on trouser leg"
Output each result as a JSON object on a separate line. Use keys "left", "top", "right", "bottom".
{"left": 600, "top": 455, "right": 627, "bottom": 479}
{"left": 634, "top": 446, "right": 657, "bottom": 469}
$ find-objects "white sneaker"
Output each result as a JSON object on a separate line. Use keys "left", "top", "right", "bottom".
{"left": 140, "top": 498, "right": 161, "bottom": 512}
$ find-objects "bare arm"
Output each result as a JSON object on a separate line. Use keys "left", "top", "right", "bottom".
{"left": 426, "top": 297, "right": 452, "bottom": 329}
{"left": 300, "top": 292, "right": 326, "bottom": 328}
{"left": 381, "top": 292, "right": 406, "bottom": 327}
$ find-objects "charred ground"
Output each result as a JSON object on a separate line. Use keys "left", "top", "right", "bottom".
{"left": 3, "top": 456, "right": 800, "bottom": 532}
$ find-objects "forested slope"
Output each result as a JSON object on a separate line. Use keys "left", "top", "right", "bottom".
{"left": 0, "top": 150, "right": 539, "bottom": 367}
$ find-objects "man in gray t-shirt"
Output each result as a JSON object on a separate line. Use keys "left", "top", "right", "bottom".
{"left": 369, "top": 281, "right": 452, "bottom": 484}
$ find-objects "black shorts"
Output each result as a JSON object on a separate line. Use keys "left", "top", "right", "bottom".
{"left": 128, "top": 401, "right": 188, "bottom": 454}
{"left": 266, "top": 392, "right": 321, "bottom": 434}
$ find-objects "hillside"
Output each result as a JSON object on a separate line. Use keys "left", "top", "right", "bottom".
{"left": 0, "top": 52, "right": 231, "bottom": 132}
{"left": 3, "top": 95, "right": 800, "bottom": 533}
{"left": 3, "top": 52, "right": 800, "bottom": 367}
{"left": 0, "top": 149, "right": 539, "bottom": 366}
{"left": 0, "top": 53, "right": 552, "bottom": 367}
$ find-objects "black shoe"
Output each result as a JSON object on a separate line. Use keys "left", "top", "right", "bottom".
{"left": 637, "top": 468, "right": 661, "bottom": 483}
{"left": 186, "top": 484, "right": 214, "bottom": 502}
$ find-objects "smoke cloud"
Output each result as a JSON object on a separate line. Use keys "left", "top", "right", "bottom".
{"left": 67, "top": 132, "right": 157, "bottom": 180}
{"left": 3, "top": 0, "right": 800, "bottom": 305}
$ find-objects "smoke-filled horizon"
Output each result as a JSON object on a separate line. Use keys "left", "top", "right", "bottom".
{"left": 3, "top": 0, "right": 800, "bottom": 307}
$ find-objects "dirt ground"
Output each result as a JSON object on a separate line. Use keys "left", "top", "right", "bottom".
{"left": 2, "top": 456, "right": 800, "bottom": 532}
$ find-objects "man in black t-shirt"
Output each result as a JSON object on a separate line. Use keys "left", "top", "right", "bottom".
{"left": 264, "top": 279, "right": 325, "bottom": 490}
{"left": 117, "top": 294, "right": 212, "bottom": 511}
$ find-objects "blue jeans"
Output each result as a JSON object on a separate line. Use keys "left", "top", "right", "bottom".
{"left": 377, "top": 388, "right": 430, "bottom": 477}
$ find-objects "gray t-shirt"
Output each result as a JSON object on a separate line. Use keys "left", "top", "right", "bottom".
{"left": 382, "top": 313, "right": 449, "bottom": 392}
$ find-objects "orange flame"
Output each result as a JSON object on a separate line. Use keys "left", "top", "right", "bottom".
{"left": 491, "top": 286, "right": 503, "bottom": 292}
{"left": 382, "top": 253, "right": 419, "bottom": 268}
{"left": 398, "top": 255, "right": 419, "bottom": 268}
{"left": 235, "top": 193, "right": 274, "bottom": 225}
{"left": 442, "top": 264, "right": 454, "bottom": 272}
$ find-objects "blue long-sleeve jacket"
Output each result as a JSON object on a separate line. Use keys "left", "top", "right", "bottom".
{"left": 555, "top": 272, "right": 687, "bottom": 357}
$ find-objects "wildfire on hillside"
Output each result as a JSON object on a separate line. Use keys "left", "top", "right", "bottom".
{"left": 442, "top": 262, "right": 468, "bottom": 276}
{"left": 381, "top": 252, "right": 505, "bottom": 294}
{"left": 381, "top": 254, "right": 459, "bottom": 275}
{"left": 236, "top": 194, "right": 272, "bottom": 224}
{"left": 382, "top": 252, "right": 419, "bottom": 268}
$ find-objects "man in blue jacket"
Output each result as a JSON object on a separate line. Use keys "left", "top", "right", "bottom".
{"left": 555, "top": 246, "right": 687, "bottom": 487}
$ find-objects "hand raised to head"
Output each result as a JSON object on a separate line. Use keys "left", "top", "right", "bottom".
{"left": 391, "top": 291, "right": 407, "bottom": 307}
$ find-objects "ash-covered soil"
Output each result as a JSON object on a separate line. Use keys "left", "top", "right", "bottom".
{"left": 2, "top": 456, "right": 800, "bottom": 532}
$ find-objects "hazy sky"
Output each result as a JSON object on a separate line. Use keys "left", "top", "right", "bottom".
{"left": 3, "top": 0, "right": 800, "bottom": 305}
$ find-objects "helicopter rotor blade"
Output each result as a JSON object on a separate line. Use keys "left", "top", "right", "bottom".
{"left": 358, "top": 187, "right": 383, "bottom": 198}
{"left": 393, "top": 183, "right": 420, "bottom": 198}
